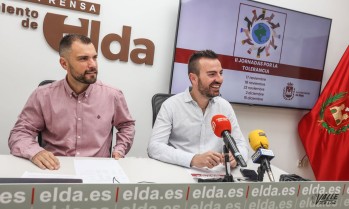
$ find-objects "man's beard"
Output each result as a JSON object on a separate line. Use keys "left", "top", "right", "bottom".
{"left": 198, "top": 79, "right": 221, "bottom": 98}
{"left": 71, "top": 66, "right": 98, "bottom": 84}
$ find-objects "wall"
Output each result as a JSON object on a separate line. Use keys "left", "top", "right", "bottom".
{"left": 1, "top": 0, "right": 348, "bottom": 181}
{"left": 0, "top": 0, "right": 180, "bottom": 158}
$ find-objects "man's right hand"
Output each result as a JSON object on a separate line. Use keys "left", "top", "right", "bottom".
{"left": 31, "top": 150, "right": 60, "bottom": 170}
{"left": 190, "top": 151, "right": 223, "bottom": 168}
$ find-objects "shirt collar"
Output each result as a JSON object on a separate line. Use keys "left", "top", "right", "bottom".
{"left": 184, "top": 87, "right": 218, "bottom": 104}
{"left": 184, "top": 87, "right": 193, "bottom": 103}
{"left": 63, "top": 78, "right": 94, "bottom": 98}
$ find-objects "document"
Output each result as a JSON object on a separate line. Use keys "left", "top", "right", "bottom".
{"left": 74, "top": 159, "right": 130, "bottom": 183}
{"left": 188, "top": 164, "right": 226, "bottom": 179}
{"left": 21, "top": 159, "right": 129, "bottom": 183}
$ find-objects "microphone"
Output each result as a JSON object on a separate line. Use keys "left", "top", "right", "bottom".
{"left": 211, "top": 115, "right": 247, "bottom": 167}
{"left": 248, "top": 129, "right": 275, "bottom": 182}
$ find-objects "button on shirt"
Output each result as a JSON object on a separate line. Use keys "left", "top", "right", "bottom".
{"left": 8, "top": 79, "right": 135, "bottom": 160}
{"left": 147, "top": 88, "right": 249, "bottom": 167}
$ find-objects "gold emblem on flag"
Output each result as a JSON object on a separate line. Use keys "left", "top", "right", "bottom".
{"left": 330, "top": 104, "right": 349, "bottom": 125}
{"left": 319, "top": 92, "right": 349, "bottom": 134}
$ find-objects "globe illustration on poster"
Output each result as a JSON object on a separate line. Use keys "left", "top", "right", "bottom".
{"left": 252, "top": 23, "right": 270, "bottom": 44}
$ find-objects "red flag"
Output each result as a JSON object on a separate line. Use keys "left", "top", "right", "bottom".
{"left": 298, "top": 46, "right": 349, "bottom": 180}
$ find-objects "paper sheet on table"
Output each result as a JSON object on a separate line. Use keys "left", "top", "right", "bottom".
{"left": 188, "top": 164, "right": 227, "bottom": 179}
{"left": 74, "top": 159, "right": 130, "bottom": 183}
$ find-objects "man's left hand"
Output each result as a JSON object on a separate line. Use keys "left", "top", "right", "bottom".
{"left": 112, "top": 152, "right": 123, "bottom": 159}
{"left": 227, "top": 152, "right": 237, "bottom": 168}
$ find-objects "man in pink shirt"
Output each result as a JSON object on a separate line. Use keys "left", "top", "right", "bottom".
{"left": 8, "top": 34, "right": 135, "bottom": 170}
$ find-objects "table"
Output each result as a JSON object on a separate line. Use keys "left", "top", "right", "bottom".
{"left": 0, "top": 155, "right": 286, "bottom": 183}
{"left": 1, "top": 155, "right": 348, "bottom": 209}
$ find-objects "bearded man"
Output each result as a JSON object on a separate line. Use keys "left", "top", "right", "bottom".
{"left": 148, "top": 50, "right": 248, "bottom": 169}
{"left": 8, "top": 34, "right": 135, "bottom": 170}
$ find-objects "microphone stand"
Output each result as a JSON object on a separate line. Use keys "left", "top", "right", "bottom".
{"left": 257, "top": 164, "right": 265, "bottom": 182}
{"left": 197, "top": 146, "right": 234, "bottom": 183}
{"left": 222, "top": 145, "right": 234, "bottom": 182}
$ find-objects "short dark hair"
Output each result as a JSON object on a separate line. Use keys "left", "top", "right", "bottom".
{"left": 188, "top": 49, "right": 218, "bottom": 75}
{"left": 59, "top": 34, "right": 92, "bottom": 56}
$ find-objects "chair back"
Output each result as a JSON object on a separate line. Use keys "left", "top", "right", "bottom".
{"left": 151, "top": 93, "right": 173, "bottom": 127}
{"left": 39, "top": 80, "right": 56, "bottom": 86}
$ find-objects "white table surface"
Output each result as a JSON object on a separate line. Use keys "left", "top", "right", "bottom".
{"left": 0, "top": 155, "right": 286, "bottom": 183}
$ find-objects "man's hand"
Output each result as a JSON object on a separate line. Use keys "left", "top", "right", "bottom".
{"left": 228, "top": 152, "right": 238, "bottom": 168}
{"left": 190, "top": 151, "right": 223, "bottom": 168}
{"left": 112, "top": 152, "right": 123, "bottom": 160}
{"left": 31, "top": 150, "right": 60, "bottom": 170}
